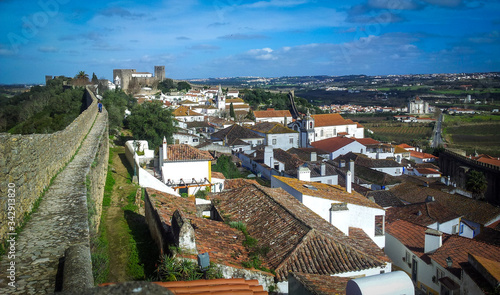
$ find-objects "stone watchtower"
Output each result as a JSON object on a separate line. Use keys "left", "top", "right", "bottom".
{"left": 154, "top": 66, "right": 165, "bottom": 81}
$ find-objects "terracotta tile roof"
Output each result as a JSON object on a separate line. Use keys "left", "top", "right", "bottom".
{"left": 355, "top": 155, "right": 403, "bottom": 168}
{"left": 365, "top": 190, "right": 405, "bottom": 208}
{"left": 353, "top": 138, "right": 381, "bottom": 145}
{"left": 289, "top": 272, "right": 349, "bottom": 295}
{"left": 174, "top": 106, "right": 203, "bottom": 117}
{"left": 211, "top": 184, "right": 389, "bottom": 281}
{"left": 167, "top": 144, "right": 214, "bottom": 161}
{"left": 311, "top": 137, "right": 356, "bottom": 153}
{"left": 415, "top": 168, "right": 441, "bottom": 175}
{"left": 311, "top": 113, "right": 357, "bottom": 127}
{"left": 273, "top": 176, "right": 382, "bottom": 209}
{"left": 394, "top": 146, "right": 410, "bottom": 154}
{"left": 396, "top": 144, "right": 414, "bottom": 149}
{"left": 223, "top": 178, "right": 259, "bottom": 190}
{"left": 254, "top": 109, "right": 292, "bottom": 118}
{"left": 469, "top": 254, "right": 500, "bottom": 282}
{"left": 431, "top": 235, "right": 500, "bottom": 278}
{"left": 249, "top": 122, "right": 297, "bottom": 134}
{"left": 146, "top": 189, "right": 250, "bottom": 267}
{"left": 389, "top": 182, "right": 500, "bottom": 225}
{"left": 386, "top": 202, "right": 461, "bottom": 226}
{"left": 385, "top": 219, "right": 428, "bottom": 261}
{"left": 473, "top": 154, "right": 500, "bottom": 167}
{"left": 410, "top": 150, "right": 437, "bottom": 159}
{"left": 272, "top": 148, "right": 305, "bottom": 172}
{"left": 211, "top": 171, "right": 225, "bottom": 179}
{"left": 155, "top": 278, "right": 268, "bottom": 295}
{"left": 287, "top": 147, "right": 330, "bottom": 161}
{"left": 211, "top": 124, "right": 264, "bottom": 146}
{"left": 388, "top": 219, "right": 500, "bottom": 280}
{"left": 226, "top": 98, "right": 245, "bottom": 104}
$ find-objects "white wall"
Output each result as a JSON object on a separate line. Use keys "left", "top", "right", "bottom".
{"left": 255, "top": 116, "right": 292, "bottom": 125}
{"left": 310, "top": 174, "right": 338, "bottom": 185}
{"left": 365, "top": 151, "right": 394, "bottom": 160}
{"left": 162, "top": 161, "right": 209, "bottom": 184}
{"left": 266, "top": 133, "right": 299, "bottom": 150}
{"left": 370, "top": 166, "right": 403, "bottom": 176}
{"left": 329, "top": 141, "right": 366, "bottom": 160}
{"left": 138, "top": 166, "right": 179, "bottom": 196}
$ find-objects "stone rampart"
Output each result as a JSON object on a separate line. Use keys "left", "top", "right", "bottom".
{"left": 0, "top": 88, "right": 98, "bottom": 242}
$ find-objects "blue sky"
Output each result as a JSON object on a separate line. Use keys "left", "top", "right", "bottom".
{"left": 0, "top": 0, "right": 499, "bottom": 84}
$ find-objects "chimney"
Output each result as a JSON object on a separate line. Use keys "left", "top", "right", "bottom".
{"left": 346, "top": 171, "right": 352, "bottom": 193}
{"left": 321, "top": 162, "right": 326, "bottom": 176}
{"left": 339, "top": 159, "right": 346, "bottom": 168}
{"left": 349, "top": 160, "right": 355, "bottom": 183}
{"left": 424, "top": 228, "right": 443, "bottom": 254}
{"left": 264, "top": 146, "right": 274, "bottom": 168}
{"left": 163, "top": 136, "right": 168, "bottom": 160}
{"left": 298, "top": 166, "right": 311, "bottom": 182}
{"left": 310, "top": 152, "right": 317, "bottom": 162}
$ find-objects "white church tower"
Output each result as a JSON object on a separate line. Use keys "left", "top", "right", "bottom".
{"left": 216, "top": 84, "right": 225, "bottom": 111}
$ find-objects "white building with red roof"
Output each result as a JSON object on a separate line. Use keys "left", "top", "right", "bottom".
{"left": 253, "top": 108, "right": 293, "bottom": 125}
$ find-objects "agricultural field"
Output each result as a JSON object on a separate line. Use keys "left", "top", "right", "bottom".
{"left": 443, "top": 114, "right": 500, "bottom": 156}
{"left": 365, "top": 123, "right": 433, "bottom": 144}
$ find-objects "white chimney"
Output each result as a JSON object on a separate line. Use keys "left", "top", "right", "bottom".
{"left": 349, "top": 160, "right": 355, "bottom": 183}
{"left": 264, "top": 146, "right": 274, "bottom": 168}
{"left": 346, "top": 171, "right": 352, "bottom": 193}
{"left": 321, "top": 162, "right": 326, "bottom": 176}
{"left": 424, "top": 228, "right": 443, "bottom": 254}
{"left": 162, "top": 136, "right": 168, "bottom": 161}
{"left": 298, "top": 166, "right": 311, "bottom": 182}
{"left": 310, "top": 152, "right": 317, "bottom": 162}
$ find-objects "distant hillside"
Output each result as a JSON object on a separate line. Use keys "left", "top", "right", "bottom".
{"left": 241, "top": 89, "right": 324, "bottom": 115}
{"left": 0, "top": 77, "right": 86, "bottom": 134}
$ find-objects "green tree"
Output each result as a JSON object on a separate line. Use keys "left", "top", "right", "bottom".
{"left": 127, "top": 100, "right": 177, "bottom": 150}
{"left": 158, "top": 79, "right": 175, "bottom": 93}
{"left": 466, "top": 170, "right": 488, "bottom": 200}
{"left": 245, "top": 109, "right": 255, "bottom": 121}
{"left": 176, "top": 81, "right": 191, "bottom": 91}
{"left": 212, "top": 155, "right": 241, "bottom": 179}
{"left": 91, "top": 72, "right": 99, "bottom": 84}
{"left": 101, "top": 89, "right": 135, "bottom": 134}
{"left": 229, "top": 102, "right": 235, "bottom": 118}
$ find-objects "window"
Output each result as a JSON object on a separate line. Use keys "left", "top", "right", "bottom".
{"left": 436, "top": 268, "right": 444, "bottom": 282}
{"left": 459, "top": 224, "right": 464, "bottom": 234}
{"left": 452, "top": 224, "right": 459, "bottom": 234}
{"left": 272, "top": 138, "right": 277, "bottom": 145}
{"left": 375, "top": 215, "right": 385, "bottom": 236}
{"left": 320, "top": 129, "right": 324, "bottom": 137}
{"left": 289, "top": 138, "right": 294, "bottom": 144}
{"left": 405, "top": 251, "right": 411, "bottom": 267}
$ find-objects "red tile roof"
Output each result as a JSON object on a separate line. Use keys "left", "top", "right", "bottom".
{"left": 311, "top": 113, "right": 357, "bottom": 127}
{"left": 311, "top": 137, "right": 356, "bottom": 153}
{"left": 389, "top": 182, "right": 500, "bottom": 225}
{"left": 396, "top": 144, "right": 414, "bottom": 149}
{"left": 254, "top": 109, "right": 292, "bottom": 118}
{"left": 211, "top": 172, "right": 225, "bottom": 179}
{"left": 289, "top": 272, "right": 349, "bottom": 295}
{"left": 387, "top": 219, "right": 500, "bottom": 278}
{"left": 155, "top": 278, "right": 268, "bottom": 295}
{"left": 410, "top": 150, "right": 437, "bottom": 159}
{"left": 167, "top": 144, "right": 214, "bottom": 161}
{"left": 174, "top": 106, "right": 203, "bottom": 117}
{"left": 415, "top": 168, "right": 441, "bottom": 175}
{"left": 473, "top": 154, "right": 500, "bottom": 167}
{"left": 249, "top": 122, "right": 297, "bottom": 134}
{"left": 145, "top": 189, "right": 251, "bottom": 267}
{"left": 273, "top": 176, "right": 383, "bottom": 209}
{"left": 211, "top": 184, "right": 389, "bottom": 281}
{"left": 353, "top": 138, "right": 381, "bottom": 145}
{"left": 223, "top": 179, "right": 259, "bottom": 190}
{"left": 386, "top": 202, "right": 461, "bottom": 226}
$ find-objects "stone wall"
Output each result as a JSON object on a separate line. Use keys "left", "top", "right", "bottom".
{"left": 0, "top": 88, "right": 98, "bottom": 242}
{"left": 86, "top": 112, "right": 109, "bottom": 235}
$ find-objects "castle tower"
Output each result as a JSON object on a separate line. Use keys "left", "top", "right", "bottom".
{"left": 154, "top": 66, "right": 165, "bottom": 81}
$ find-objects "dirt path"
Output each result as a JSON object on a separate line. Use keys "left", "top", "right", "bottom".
{"left": 105, "top": 146, "right": 137, "bottom": 283}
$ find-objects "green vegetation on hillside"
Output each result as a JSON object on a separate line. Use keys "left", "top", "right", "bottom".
{"left": 127, "top": 100, "right": 177, "bottom": 150}
{"left": 242, "top": 89, "right": 324, "bottom": 114}
{"left": 0, "top": 77, "right": 86, "bottom": 134}
{"left": 101, "top": 89, "right": 136, "bottom": 134}
{"left": 212, "top": 155, "right": 243, "bottom": 179}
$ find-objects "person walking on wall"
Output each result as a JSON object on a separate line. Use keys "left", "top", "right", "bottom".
{"left": 98, "top": 100, "right": 103, "bottom": 113}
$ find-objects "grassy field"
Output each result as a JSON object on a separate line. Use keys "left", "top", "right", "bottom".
{"left": 365, "top": 123, "right": 433, "bottom": 144}
{"left": 442, "top": 114, "right": 500, "bottom": 156}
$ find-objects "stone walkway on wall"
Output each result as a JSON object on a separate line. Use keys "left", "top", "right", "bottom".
{"left": 0, "top": 110, "right": 107, "bottom": 294}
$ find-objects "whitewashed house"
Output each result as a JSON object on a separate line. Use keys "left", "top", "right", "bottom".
{"left": 158, "top": 138, "right": 215, "bottom": 196}
{"left": 271, "top": 174, "right": 386, "bottom": 248}
{"left": 248, "top": 122, "right": 299, "bottom": 150}
{"left": 311, "top": 137, "right": 366, "bottom": 160}
{"left": 253, "top": 108, "right": 293, "bottom": 125}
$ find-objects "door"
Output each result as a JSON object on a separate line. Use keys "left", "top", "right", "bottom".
{"left": 412, "top": 257, "right": 418, "bottom": 283}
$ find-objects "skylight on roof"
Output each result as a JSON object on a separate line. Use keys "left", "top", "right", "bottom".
{"left": 303, "top": 184, "right": 317, "bottom": 191}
